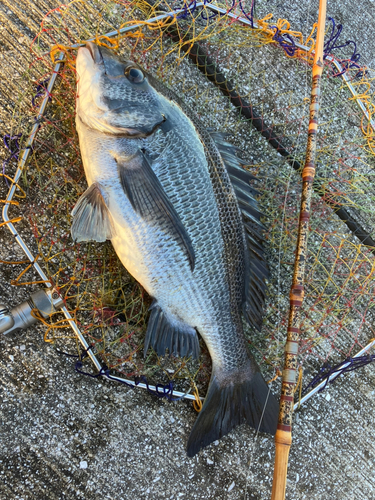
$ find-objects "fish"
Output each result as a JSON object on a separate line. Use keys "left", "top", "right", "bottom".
{"left": 72, "top": 41, "right": 278, "bottom": 457}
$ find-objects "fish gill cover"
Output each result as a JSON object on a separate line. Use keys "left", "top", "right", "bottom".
{"left": 0, "top": 0, "right": 374, "bottom": 410}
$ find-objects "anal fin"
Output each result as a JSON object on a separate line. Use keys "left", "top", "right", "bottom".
{"left": 144, "top": 301, "right": 199, "bottom": 359}
{"left": 71, "top": 182, "right": 115, "bottom": 242}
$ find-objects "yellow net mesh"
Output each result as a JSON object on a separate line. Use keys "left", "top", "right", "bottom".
{"left": 1, "top": 0, "right": 375, "bottom": 398}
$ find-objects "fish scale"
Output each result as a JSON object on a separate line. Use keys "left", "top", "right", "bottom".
{"left": 73, "top": 42, "right": 278, "bottom": 457}
{"left": 78, "top": 121, "right": 223, "bottom": 346}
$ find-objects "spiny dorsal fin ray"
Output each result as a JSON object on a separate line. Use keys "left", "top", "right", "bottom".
{"left": 225, "top": 163, "right": 258, "bottom": 187}
{"left": 71, "top": 182, "right": 116, "bottom": 242}
{"left": 117, "top": 150, "right": 196, "bottom": 271}
{"left": 208, "top": 130, "right": 269, "bottom": 331}
{"left": 228, "top": 174, "right": 260, "bottom": 201}
{"left": 144, "top": 301, "right": 200, "bottom": 359}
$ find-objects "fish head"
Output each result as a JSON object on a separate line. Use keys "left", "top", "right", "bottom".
{"left": 76, "top": 42, "right": 166, "bottom": 137}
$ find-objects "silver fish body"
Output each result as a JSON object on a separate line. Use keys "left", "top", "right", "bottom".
{"left": 73, "top": 42, "right": 278, "bottom": 456}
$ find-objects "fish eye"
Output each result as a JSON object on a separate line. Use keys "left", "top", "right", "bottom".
{"left": 125, "top": 66, "right": 144, "bottom": 84}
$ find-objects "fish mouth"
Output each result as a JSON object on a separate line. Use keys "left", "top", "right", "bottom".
{"left": 81, "top": 42, "right": 168, "bottom": 137}
{"left": 84, "top": 42, "right": 124, "bottom": 78}
{"left": 85, "top": 41, "right": 105, "bottom": 66}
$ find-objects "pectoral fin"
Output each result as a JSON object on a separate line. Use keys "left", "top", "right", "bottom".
{"left": 117, "top": 150, "right": 195, "bottom": 271}
{"left": 71, "top": 182, "right": 116, "bottom": 242}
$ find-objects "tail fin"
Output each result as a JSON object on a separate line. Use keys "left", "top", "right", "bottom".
{"left": 186, "top": 368, "right": 278, "bottom": 457}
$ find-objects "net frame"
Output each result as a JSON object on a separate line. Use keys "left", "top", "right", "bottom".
{"left": 1, "top": 2, "right": 375, "bottom": 408}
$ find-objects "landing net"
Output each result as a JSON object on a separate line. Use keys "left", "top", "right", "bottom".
{"left": 1, "top": 0, "right": 374, "bottom": 402}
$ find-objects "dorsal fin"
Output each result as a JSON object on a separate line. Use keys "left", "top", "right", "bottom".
{"left": 209, "top": 131, "right": 269, "bottom": 331}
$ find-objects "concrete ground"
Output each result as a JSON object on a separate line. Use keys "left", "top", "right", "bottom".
{"left": 1, "top": 0, "right": 375, "bottom": 499}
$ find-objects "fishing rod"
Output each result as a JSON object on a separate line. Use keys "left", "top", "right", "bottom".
{"left": 270, "top": 0, "right": 328, "bottom": 498}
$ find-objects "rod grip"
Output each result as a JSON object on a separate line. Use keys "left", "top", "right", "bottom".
{"left": 271, "top": 430, "right": 292, "bottom": 500}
